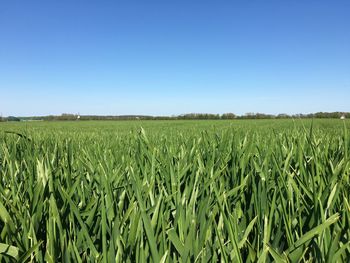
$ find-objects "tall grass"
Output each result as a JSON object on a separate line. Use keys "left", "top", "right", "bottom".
{"left": 0, "top": 120, "right": 349, "bottom": 262}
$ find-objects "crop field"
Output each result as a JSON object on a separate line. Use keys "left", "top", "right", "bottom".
{"left": 0, "top": 119, "right": 350, "bottom": 262}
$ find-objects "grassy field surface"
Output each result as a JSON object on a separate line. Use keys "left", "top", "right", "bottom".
{"left": 0, "top": 119, "right": 349, "bottom": 262}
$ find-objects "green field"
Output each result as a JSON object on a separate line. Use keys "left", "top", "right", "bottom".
{"left": 0, "top": 119, "right": 349, "bottom": 262}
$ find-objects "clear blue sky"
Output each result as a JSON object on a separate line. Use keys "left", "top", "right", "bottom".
{"left": 1, "top": 0, "right": 349, "bottom": 116}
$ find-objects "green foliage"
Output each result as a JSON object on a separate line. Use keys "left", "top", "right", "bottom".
{"left": 0, "top": 119, "right": 349, "bottom": 262}
{"left": 5, "top": 116, "right": 20, "bottom": 122}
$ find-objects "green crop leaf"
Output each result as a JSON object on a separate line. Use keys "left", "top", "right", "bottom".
{"left": 0, "top": 243, "right": 19, "bottom": 259}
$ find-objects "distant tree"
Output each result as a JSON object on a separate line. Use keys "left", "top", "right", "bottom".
{"left": 243, "top": 112, "right": 255, "bottom": 119}
{"left": 255, "top": 113, "right": 274, "bottom": 119}
{"left": 178, "top": 113, "right": 220, "bottom": 120}
{"left": 57, "top": 113, "right": 78, "bottom": 121}
{"left": 221, "top": 113, "right": 236, "bottom": 119}
{"left": 276, "top": 114, "right": 290, "bottom": 119}
{"left": 7, "top": 116, "right": 20, "bottom": 122}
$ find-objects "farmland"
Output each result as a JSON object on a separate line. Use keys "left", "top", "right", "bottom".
{"left": 0, "top": 119, "right": 349, "bottom": 262}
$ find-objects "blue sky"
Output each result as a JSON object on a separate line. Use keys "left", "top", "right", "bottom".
{"left": 1, "top": 1, "right": 349, "bottom": 116}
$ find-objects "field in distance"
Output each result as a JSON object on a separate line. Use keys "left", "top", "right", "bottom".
{"left": 0, "top": 119, "right": 349, "bottom": 262}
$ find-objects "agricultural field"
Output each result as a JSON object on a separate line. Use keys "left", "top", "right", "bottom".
{"left": 0, "top": 119, "right": 349, "bottom": 262}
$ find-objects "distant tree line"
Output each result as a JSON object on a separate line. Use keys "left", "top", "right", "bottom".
{"left": 1, "top": 112, "right": 349, "bottom": 122}
{"left": 2, "top": 116, "right": 21, "bottom": 122}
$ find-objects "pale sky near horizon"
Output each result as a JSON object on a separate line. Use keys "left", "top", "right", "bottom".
{"left": 1, "top": 0, "right": 349, "bottom": 117}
